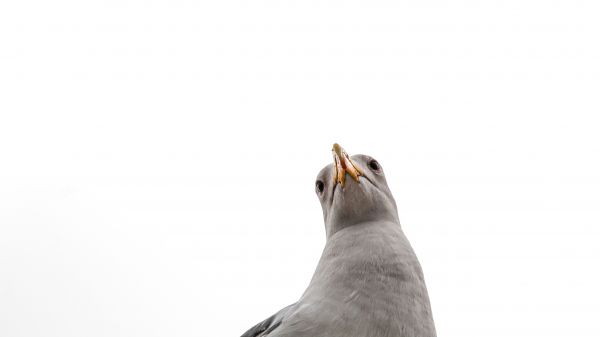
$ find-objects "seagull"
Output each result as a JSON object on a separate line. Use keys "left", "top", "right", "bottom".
{"left": 241, "top": 143, "right": 436, "bottom": 337}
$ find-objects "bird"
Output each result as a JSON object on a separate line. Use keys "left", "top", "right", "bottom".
{"left": 241, "top": 143, "right": 436, "bottom": 337}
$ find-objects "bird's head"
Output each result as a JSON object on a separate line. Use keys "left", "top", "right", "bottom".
{"left": 315, "top": 143, "right": 399, "bottom": 238}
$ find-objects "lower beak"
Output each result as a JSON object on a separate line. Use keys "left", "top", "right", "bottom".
{"left": 332, "top": 143, "right": 362, "bottom": 187}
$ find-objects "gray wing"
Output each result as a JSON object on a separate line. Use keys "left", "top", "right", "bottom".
{"left": 241, "top": 303, "right": 296, "bottom": 337}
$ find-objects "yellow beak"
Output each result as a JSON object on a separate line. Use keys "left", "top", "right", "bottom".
{"left": 332, "top": 143, "right": 362, "bottom": 187}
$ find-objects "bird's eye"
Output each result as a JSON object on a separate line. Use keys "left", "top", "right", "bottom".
{"left": 368, "top": 159, "right": 381, "bottom": 171}
{"left": 315, "top": 180, "right": 325, "bottom": 194}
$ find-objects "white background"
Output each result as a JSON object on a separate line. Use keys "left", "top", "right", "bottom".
{"left": 1, "top": 1, "right": 599, "bottom": 337}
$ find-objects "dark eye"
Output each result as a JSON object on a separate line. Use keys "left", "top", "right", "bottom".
{"left": 368, "top": 159, "right": 381, "bottom": 171}
{"left": 315, "top": 180, "right": 325, "bottom": 194}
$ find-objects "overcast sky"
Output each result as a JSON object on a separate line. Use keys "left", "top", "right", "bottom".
{"left": 1, "top": 1, "right": 599, "bottom": 337}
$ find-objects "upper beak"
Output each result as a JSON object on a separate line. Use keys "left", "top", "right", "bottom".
{"left": 332, "top": 143, "right": 363, "bottom": 187}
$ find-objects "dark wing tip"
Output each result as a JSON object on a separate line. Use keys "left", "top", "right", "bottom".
{"left": 240, "top": 314, "right": 276, "bottom": 337}
{"left": 240, "top": 303, "right": 296, "bottom": 337}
